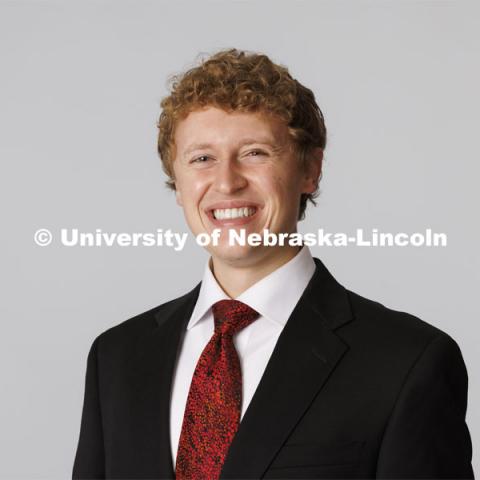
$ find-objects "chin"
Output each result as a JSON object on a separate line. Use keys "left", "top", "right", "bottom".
{"left": 208, "top": 243, "right": 262, "bottom": 266}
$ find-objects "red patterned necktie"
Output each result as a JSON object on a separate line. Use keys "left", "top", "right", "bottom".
{"left": 175, "top": 299, "right": 260, "bottom": 480}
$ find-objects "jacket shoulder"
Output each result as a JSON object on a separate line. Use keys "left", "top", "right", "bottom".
{"left": 341, "top": 290, "right": 469, "bottom": 395}
{"left": 345, "top": 289, "right": 458, "bottom": 350}
{"left": 94, "top": 284, "right": 199, "bottom": 349}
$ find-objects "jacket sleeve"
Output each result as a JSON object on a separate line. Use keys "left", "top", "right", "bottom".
{"left": 72, "top": 336, "right": 105, "bottom": 479}
{"left": 376, "top": 332, "right": 474, "bottom": 479}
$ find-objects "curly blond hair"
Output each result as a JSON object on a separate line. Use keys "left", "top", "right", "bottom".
{"left": 157, "top": 48, "right": 326, "bottom": 220}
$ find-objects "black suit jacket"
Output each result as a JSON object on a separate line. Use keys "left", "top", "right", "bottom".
{"left": 73, "top": 258, "right": 474, "bottom": 479}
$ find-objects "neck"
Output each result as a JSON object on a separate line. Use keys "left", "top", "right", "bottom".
{"left": 210, "top": 245, "right": 302, "bottom": 298}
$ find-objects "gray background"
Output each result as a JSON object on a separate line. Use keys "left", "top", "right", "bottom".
{"left": 1, "top": 0, "right": 478, "bottom": 477}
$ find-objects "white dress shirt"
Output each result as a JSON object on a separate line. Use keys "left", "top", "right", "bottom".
{"left": 169, "top": 246, "right": 316, "bottom": 467}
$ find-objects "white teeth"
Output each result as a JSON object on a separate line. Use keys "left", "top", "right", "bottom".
{"left": 212, "top": 207, "right": 256, "bottom": 220}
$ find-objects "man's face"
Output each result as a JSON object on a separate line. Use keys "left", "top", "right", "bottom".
{"left": 172, "top": 106, "right": 320, "bottom": 267}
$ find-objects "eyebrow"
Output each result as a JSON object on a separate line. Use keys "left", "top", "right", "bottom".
{"left": 183, "top": 137, "right": 281, "bottom": 156}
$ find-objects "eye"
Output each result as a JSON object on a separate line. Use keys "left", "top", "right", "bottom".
{"left": 191, "top": 155, "right": 211, "bottom": 164}
{"left": 248, "top": 150, "right": 266, "bottom": 157}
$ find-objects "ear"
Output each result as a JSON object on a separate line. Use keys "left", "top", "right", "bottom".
{"left": 302, "top": 148, "right": 323, "bottom": 194}
{"left": 175, "top": 188, "right": 183, "bottom": 207}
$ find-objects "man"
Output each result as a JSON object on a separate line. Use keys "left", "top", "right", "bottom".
{"left": 73, "top": 49, "right": 474, "bottom": 479}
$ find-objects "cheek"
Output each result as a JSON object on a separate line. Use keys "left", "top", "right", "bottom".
{"left": 176, "top": 172, "right": 210, "bottom": 206}
{"left": 260, "top": 167, "right": 304, "bottom": 218}
{"left": 253, "top": 166, "right": 287, "bottom": 195}
{"left": 262, "top": 171, "right": 301, "bottom": 202}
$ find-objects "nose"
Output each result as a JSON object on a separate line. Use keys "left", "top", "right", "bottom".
{"left": 212, "top": 158, "right": 248, "bottom": 194}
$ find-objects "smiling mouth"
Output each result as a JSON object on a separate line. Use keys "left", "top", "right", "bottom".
{"left": 212, "top": 207, "right": 257, "bottom": 220}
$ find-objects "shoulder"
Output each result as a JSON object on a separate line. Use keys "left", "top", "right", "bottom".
{"left": 92, "top": 284, "right": 200, "bottom": 352}
{"left": 347, "top": 289, "right": 443, "bottom": 336}
{"left": 343, "top": 289, "right": 464, "bottom": 366}
{"left": 333, "top": 289, "right": 470, "bottom": 408}
{"left": 311, "top": 257, "right": 457, "bottom": 352}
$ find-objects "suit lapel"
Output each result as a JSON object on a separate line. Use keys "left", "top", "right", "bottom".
{"left": 220, "top": 258, "right": 354, "bottom": 479}
{"left": 127, "top": 284, "right": 200, "bottom": 479}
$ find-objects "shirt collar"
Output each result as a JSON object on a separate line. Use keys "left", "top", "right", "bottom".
{"left": 187, "top": 246, "right": 316, "bottom": 330}
{"left": 187, "top": 260, "right": 230, "bottom": 330}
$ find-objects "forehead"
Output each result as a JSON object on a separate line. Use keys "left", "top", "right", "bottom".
{"left": 174, "top": 106, "right": 290, "bottom": 151}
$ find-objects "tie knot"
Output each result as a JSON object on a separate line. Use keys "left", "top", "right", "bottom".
{"left": 212, "top": 299, "right": 259, "bottom": 336}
